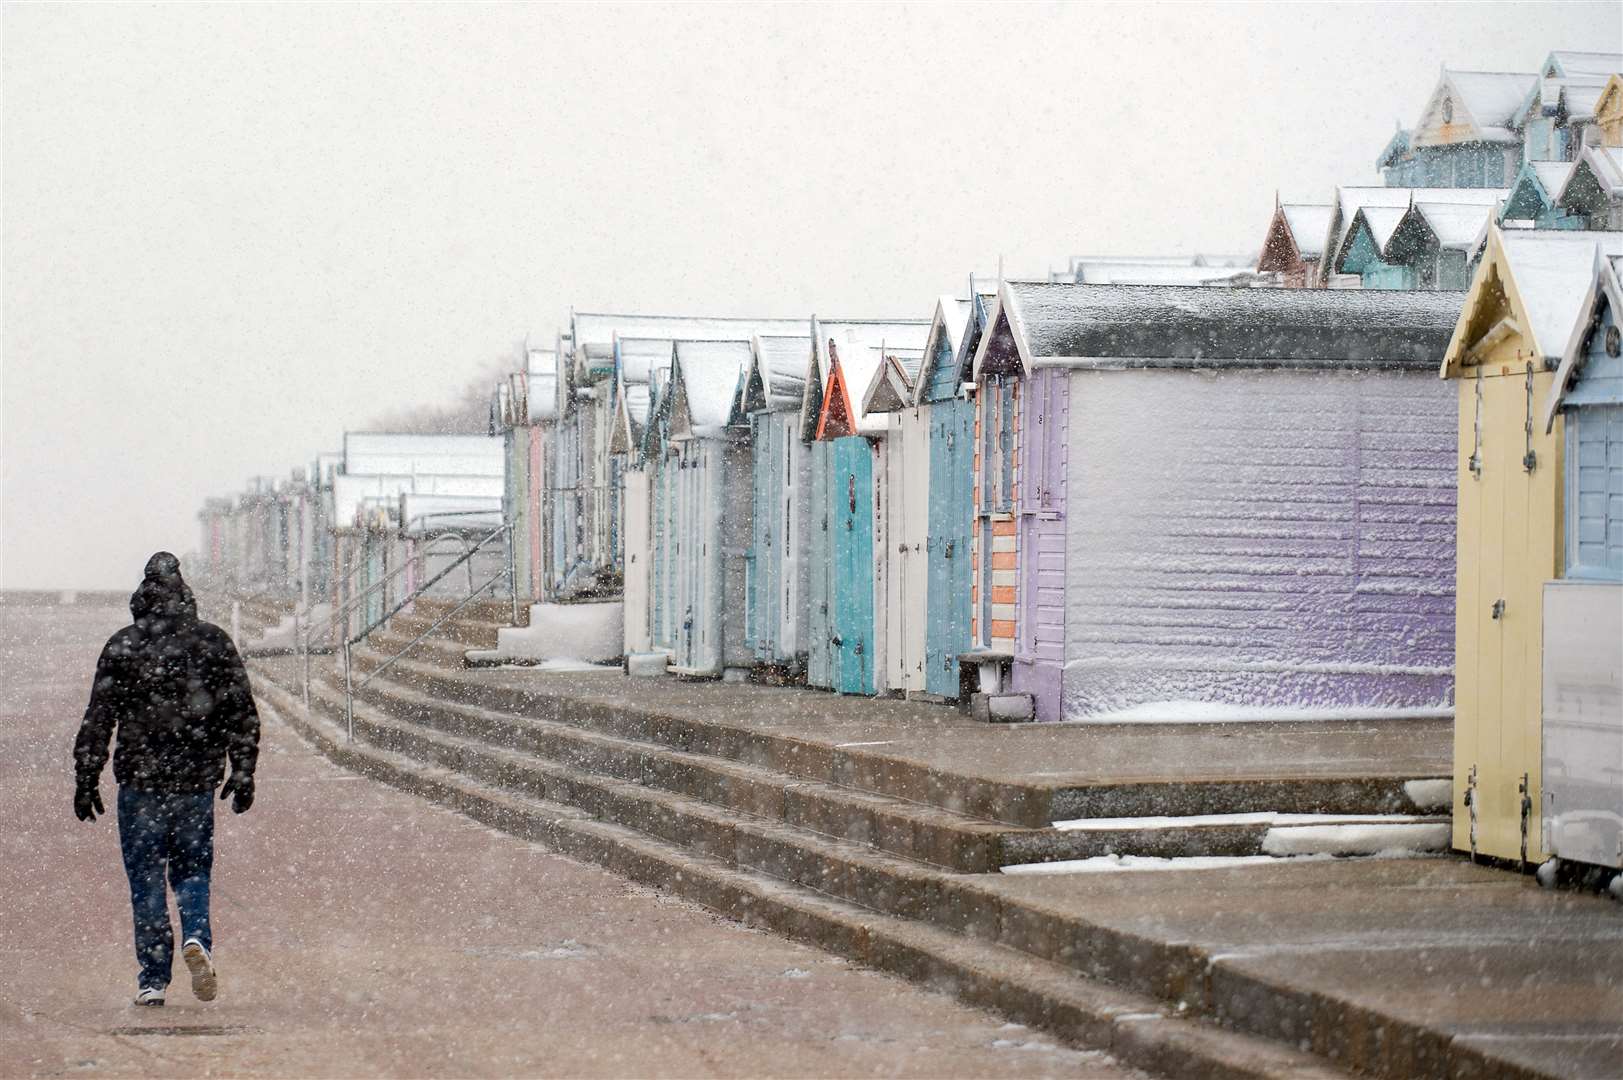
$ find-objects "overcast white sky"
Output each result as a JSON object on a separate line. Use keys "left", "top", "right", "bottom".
{"left": 3, "top": 2, "right": 1618, "bottom": 589}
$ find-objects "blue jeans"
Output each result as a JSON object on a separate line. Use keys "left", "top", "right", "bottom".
{"left": 117, "top": 787, "right": 214, "bottom": 990}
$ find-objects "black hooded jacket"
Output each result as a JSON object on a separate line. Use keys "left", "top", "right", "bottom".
{"left": 74, "top": 553, "right": 260, "bottom": 793}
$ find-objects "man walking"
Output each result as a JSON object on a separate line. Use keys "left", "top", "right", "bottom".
{"left": 74, "top": 552, "right": 260, "bottom": 1007}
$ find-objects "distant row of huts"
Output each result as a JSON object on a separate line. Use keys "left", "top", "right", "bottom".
{"left": 198, "top": 47, "right": 1623, "bottom": 875}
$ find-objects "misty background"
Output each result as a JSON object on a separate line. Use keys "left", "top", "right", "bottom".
{"left": 3, "top": 2, "right": 1618, "bottom": 590}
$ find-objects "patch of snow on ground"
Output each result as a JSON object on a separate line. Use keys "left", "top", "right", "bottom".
{"left": 492, "top": 601, "right": 623, "bottom": 662}
{"left": 1404, "top": 778, "right": 1453, "bottom": 810}
{"left": 1052, "top": 811, "right": 1439, "bottom": 831}
{"left": 1063, "top": 700, "right": 1453, "bottom": 724}
{"left": 1261, "top": 821, "right": 1450, "bottom": 856}
{"left": 1001, "top": 854, "right": 1307, "bottom": 875}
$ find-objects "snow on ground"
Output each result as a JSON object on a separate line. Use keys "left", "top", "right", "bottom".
{"left": 248, "top": 603, "right": 332, "bottom": 649}
{"left": 1262, "top": 821, "right": 1451, "bottom": 856}
{"left": 1002, "top": 854, "right": 1310, "bottom": 875}
{"left": 1061, "top": 700, "right": 1453, "bottom": 724}
{"left": 492, "top": 601, "right": 622, "bottom": 662}
{"left": 1001, "top": 848, "right": 1444, "bottom": 875}
{"left": 1403, "top": 778, "right": 1453, "bottom": 810}
{"left": 1052, "top": 811, "right": 1442, "bottom": 831}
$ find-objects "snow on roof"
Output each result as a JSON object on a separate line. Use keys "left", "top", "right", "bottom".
{"left": 333, "top": 468, "right": 504, "bottom": 528}
{"left": 1281, "top": 204, "right": 1334, "bottom": 258}
{"left": 752, "top": 334, "right": 812, "bottom": 411}
{"left": 616, "top": 336, "right": 676, "bottom": 386}
{"left": 815, "top": 321, "right": 929, "bottom": 435}
{"left": 1360, "top": 205, "right": 1409, "bottom": 252}
{"left": 1562, "top": 82, "right": 1607, "bottom": 120}
{"left": 671, "top": 339, "right": 753, "bottom": 437}
{"left": 399, "top": 492, "right": 504, "bottom": 535}
{"left": 995, "top": 282, "right": 1462, "bottom": 372}
{"left": 1546, "top": 249, "right": 1623, "bottom": 431}
{"left": 908, "top": 296, "right": 974, "bottom": 407}
{"left": 1498, "top": 229, "right": 1623, "bottom": 363}
{"left": 799, "top": 318, "right": 930, "bottom": 438}
{"left": 1070, "top": 261, "right": 1258, "bottom": 285}
{"left": 342, "top": 433, "right": 505, "bottom": 479}
{"left": 1547, "top": 50, "right": 1623, "bottom": 78}
{"left": 1326, "top": 186, "right": 1508, "bottom": 277}
{"left": 1531, "top": 160, "right": 1577, "bottom": 196}
{"left": 572, "top": 312, "right": 808, "bottom": 352}
{"left": 1413, "top": 202, "right": 1495, "bottom": 250}
{"left": 1446, "top": 70, "right": 1540, "bottom": 129}
{"left": 527, "top": 371, "right": 559, "bottom": 424}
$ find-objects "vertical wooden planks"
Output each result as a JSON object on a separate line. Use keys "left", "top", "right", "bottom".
{"left": 925, "top": 397, "right": 975, "bottom": 697}
{"left": 622, "top": 467, "right": 651, "bottom": 654}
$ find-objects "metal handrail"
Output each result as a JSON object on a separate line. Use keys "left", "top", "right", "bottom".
{"left": 340, "top": 522, "right": 512, "bottom": 740}
{"left": 300, "top": 525, "right": 512, "bottom": 710}
{"left": 343, "top": 558, "right": 510, "bottom": 737}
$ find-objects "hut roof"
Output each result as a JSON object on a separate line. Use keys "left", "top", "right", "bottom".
{"left": 1443, "top": 228, "right": 1623, "bottom": 378}
{"left": 986, "top": 282, "right": 1463, "bottom": 376}
{"left": 671, "top": 340, "right": 754, "bottom": 438}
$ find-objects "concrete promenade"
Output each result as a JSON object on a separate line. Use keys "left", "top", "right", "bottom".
{"left": 0, "top": 603, "right": 1136, "bottom": 1078}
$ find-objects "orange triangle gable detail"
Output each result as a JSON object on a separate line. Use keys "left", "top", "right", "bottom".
{"left": 815, "top": 340, "right": 856, "bottom": 440}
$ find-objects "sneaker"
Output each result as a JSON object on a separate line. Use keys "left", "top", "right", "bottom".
{"left": 181, "top": 939, "right": 217, "bottom": 1002}
{"left": 133, "top": 986, "right": 165, "bottom": 1007}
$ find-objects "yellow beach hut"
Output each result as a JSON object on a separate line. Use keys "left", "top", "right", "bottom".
{"left": 1441, "top": 226, "right": 1623, "bottom": 865}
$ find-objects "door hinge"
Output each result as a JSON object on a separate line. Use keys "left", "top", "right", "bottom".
{"left": 1464, "top": 764, "right": 1479, "bottom": 863}
{"left": 1491, "top": 598, "right": 1505, "bottom": 620}
{"left": 1522, "top": 363, "right": 1538, "bottom": 473}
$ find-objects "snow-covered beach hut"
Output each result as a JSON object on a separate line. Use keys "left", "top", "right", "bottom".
{"left": 658, "top": 339, "right": 757, "bottom": 677}
{"left": 330, "top": 432, "right": 506, "bottom": 636}
{"left": 1256, "top": 202, "right": 1335, "bottom": 288}
{"left": 971, "top": 282, "right": 1463, "bottom": 724}
{"left": 802, "top": 320, "right": 930, "bottom": 694}
{"left": 1537, "top": 249, "right": 1623, "bottom": 879}
{"left": 739, "top": 333, "right": 813, "bottom": 673}
{"left": 1440, "top": 227, "right": 1623, "bottom": 864}
{"left": 1554, "top": 144, "right": 1623, "bottom": 230}
{"left": 611, "top": 337, "right": 676, "bottom": 661}
{"left": 1332, "top": 198, "right": 1499, "bottom": 290}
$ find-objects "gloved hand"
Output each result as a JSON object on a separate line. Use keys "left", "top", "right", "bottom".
{"left": 74, "top": 780, "right": 104, "bottom": 822}
{"left": 219, "top": 771, "right": 254, "bottom": 814}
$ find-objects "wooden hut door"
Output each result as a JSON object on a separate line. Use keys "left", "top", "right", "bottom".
{"left": 925, "top": 398, "right": 975, "bottom": 698}
{"left": 622, "top": 468, "right": 651, "bottom": 655}
{"left": 749, "top": 414, "right": 780, "bottom": 660}
{"left": 1013, "top": 370, "right": 1068, "bottom": 721}
{"left": 777, "top": 416, "right": 803, "bottom": 662}
{"left": 833, "top": 435, "right": 876, "bottom": 695}
{"left": 807, "top": 439, "right": 835, "bottom": 688}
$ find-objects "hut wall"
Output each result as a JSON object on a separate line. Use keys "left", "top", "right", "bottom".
{"left": 1063, "top": 367, "right": 1458, "bottom": 721}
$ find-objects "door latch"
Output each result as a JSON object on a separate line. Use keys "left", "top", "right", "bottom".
{"left": 830, "top": 634, "right": 844, "bottom": 647}
{"left": 1491, "top": 598, "right": 1505, "bottom": 620}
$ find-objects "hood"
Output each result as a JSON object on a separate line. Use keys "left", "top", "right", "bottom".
{"left": 130, "top": 551, "right": 198, "bottom": 622}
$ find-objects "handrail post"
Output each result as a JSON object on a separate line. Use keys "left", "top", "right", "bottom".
{"left": 342, "top": 637, "right": 355, "bottom": 742}
{"left": 302, "top": 622, "right": 312, "bottom": 712}
{"left": 507, "top": 523, "right": 519, "bottom": 625}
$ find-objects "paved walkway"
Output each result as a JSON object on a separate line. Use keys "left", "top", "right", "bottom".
{"left": 0, "top": 603, "right": 1136, "bottom": 1078}
{"left": 443, "top": 664, "right": 1451, "bottom": 787}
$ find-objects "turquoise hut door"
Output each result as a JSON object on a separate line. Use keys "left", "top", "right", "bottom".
{"left": 807, "top": 439, "right": 834, "bottom": 688}
{"left": 925, "top": 398, "right": 975, "bottom": 697}
{"left": 832, "top": 435, "right": 875, "bottom": 695}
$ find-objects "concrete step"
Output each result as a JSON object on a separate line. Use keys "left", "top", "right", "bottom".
{"left": 252, "top": 670, "right": 1350, "bottom": 1080}
{"left": 336, "top": 657, "right": 1442, "bottom": 868}
{"left": 283, "top": 667, "right": 1477, "bottom": 1080}
{"left": 364, "top": 627, "right": 475, "bottom": 668}
{"left": 411, "top": 596, "right": 515, "bottom": 625}
{"left": 342, "top": 649, "right": 1438, "bottom": 827}
{"left": 381, "top": 612, "right": 501, "bottom": 649}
